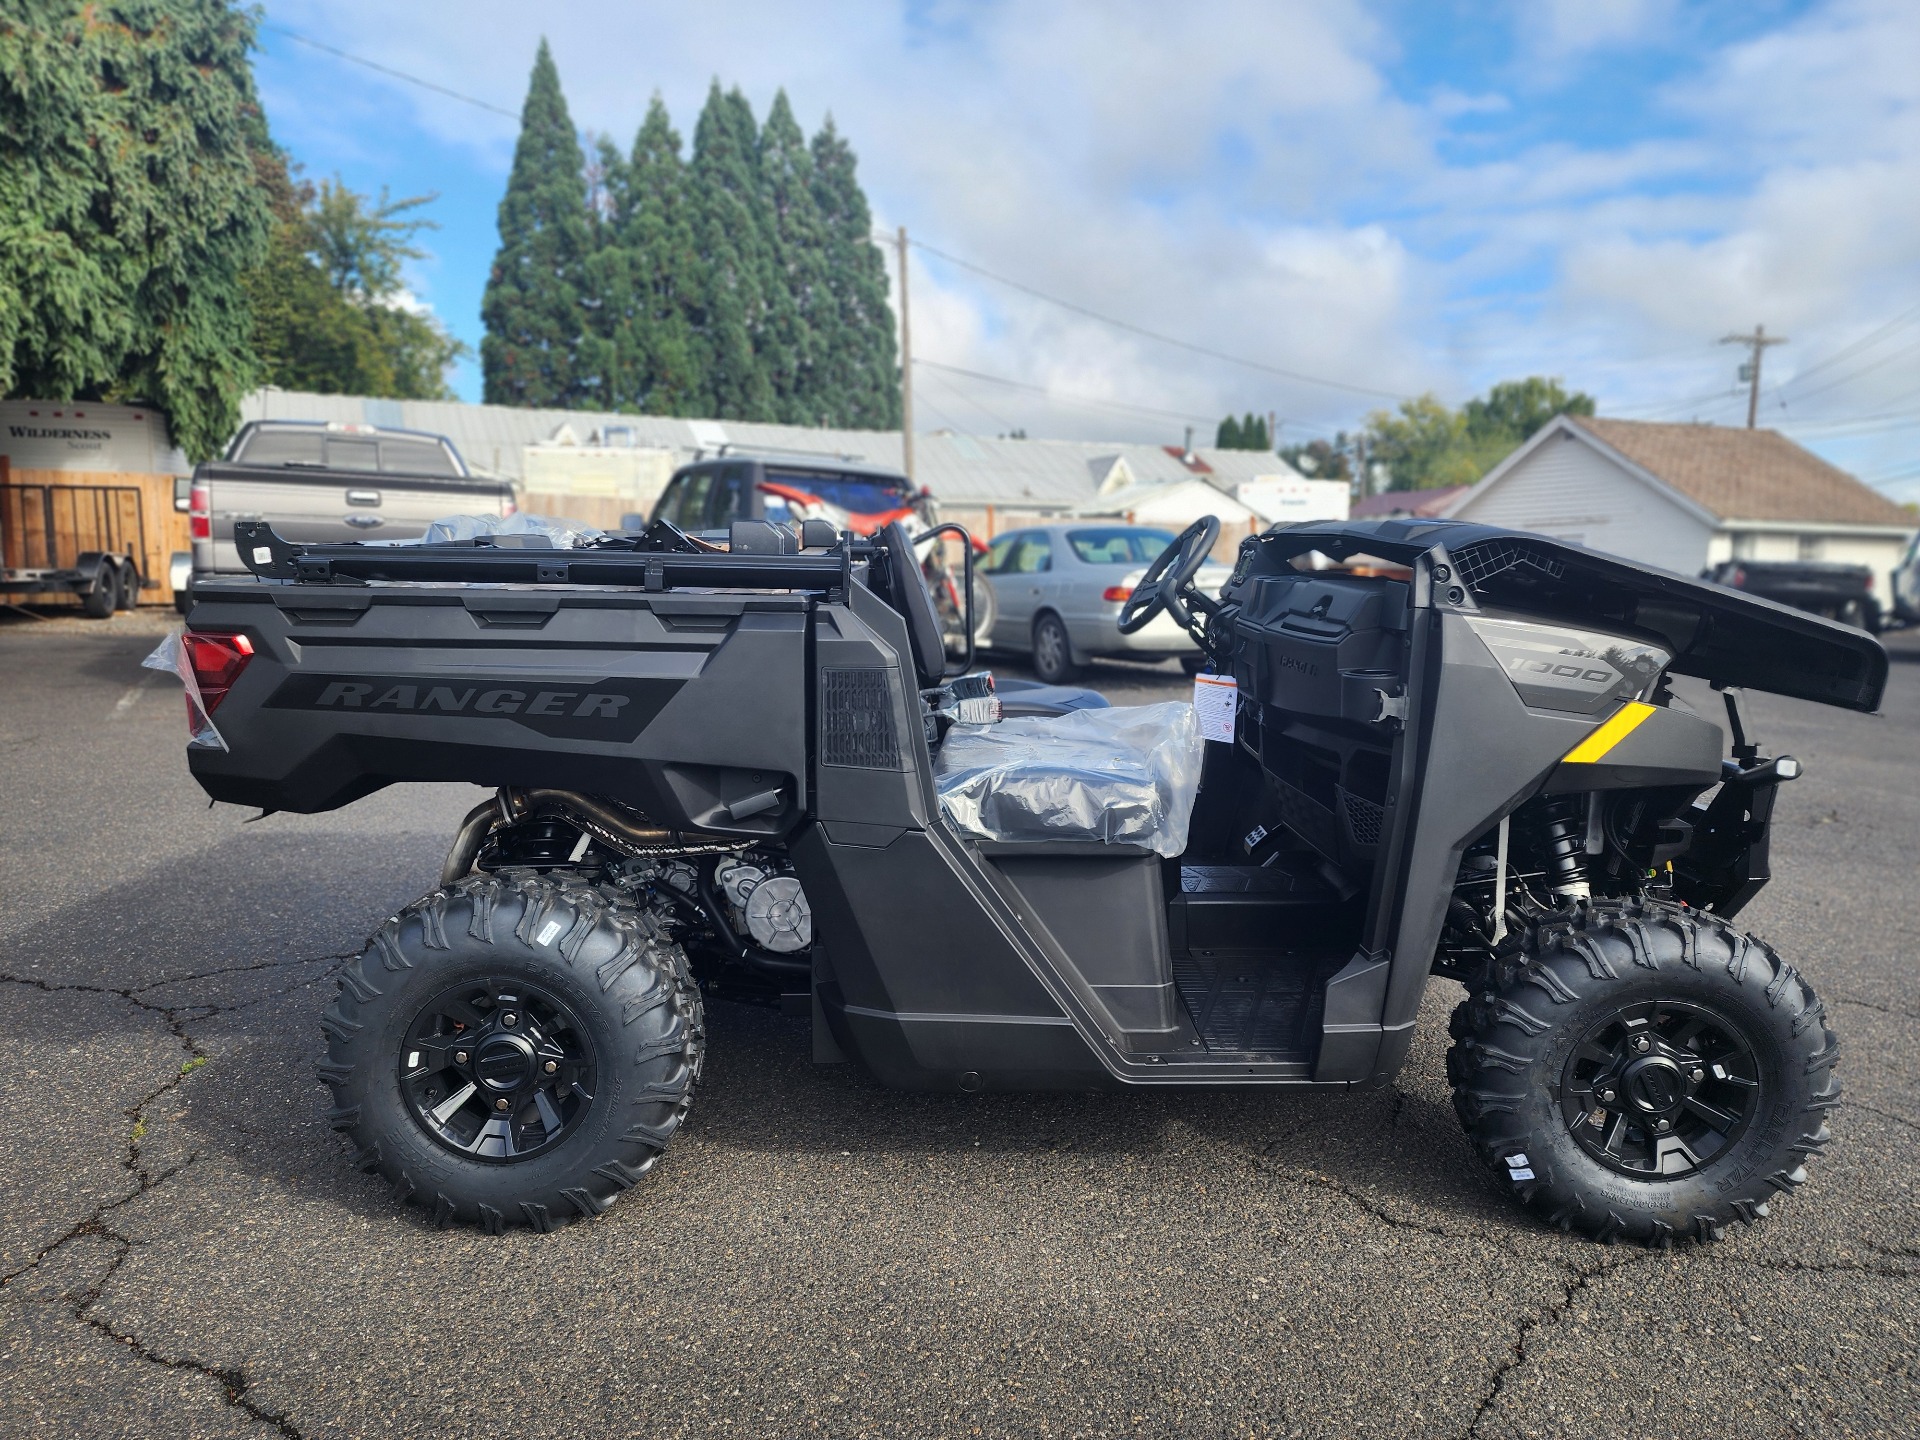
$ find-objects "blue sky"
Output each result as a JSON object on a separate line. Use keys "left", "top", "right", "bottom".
{"left": 252, "top": 0, "right": 1920, "bottom": 498}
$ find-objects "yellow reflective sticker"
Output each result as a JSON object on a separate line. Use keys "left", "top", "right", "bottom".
{"left": 1561, "top": 701, "right": 1657, "bottom": 764}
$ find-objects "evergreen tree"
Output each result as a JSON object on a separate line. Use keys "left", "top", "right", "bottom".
{"left": 689, "top": 82, "right": 776, "bottom": 420}
{"left": 1216, "top": 415, "right": 1244, "bottom": 448}
{"left": 809, "top": 117, "right": 900, "bottom": 428}
{"left": 584, "top": 99, "right": 702, "bottom": 414}
{"left": 1243, "top": 412, "right": 1270, "bottom": 450}
{"left": 481, "top": 40, "right": 595, "bottom": 408}
{"left": 758, "top": 91, "right": 829, "bottom": 423}
{"left": 0, "top": 0, "right": 273, "bottom": 460}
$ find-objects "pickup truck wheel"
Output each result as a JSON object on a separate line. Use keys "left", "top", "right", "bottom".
{"left": 318, "top": 874, "right": 703, "bottom": 1233}
{"left": 1447, "top": 898, "right": 1838, "bottom": 1246}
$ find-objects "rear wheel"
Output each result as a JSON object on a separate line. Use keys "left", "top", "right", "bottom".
{"left": 1032, "top": 612, "right": 1079, "bottom": 684}
{"left": 1448, "top": 898, "right": 1838, "bottom": 1245}
{"left": 115, "top": 565, "right": 139, "bottom": 611}
{"left": 318, "top": 874, "right": 703, "bottom": 1232}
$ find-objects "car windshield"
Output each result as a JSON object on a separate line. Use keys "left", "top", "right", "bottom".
{"left": 1066, "top": 528, "right": 1178, "bottom": 565}
{"left": 766, "top": 468, "right": 914, "bottom": 515}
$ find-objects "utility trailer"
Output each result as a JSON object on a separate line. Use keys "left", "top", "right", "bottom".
{"left": 0, "top": 473, "right": 149, "bottom": 616}
{"left": 161, "top": 513, "right": 1885, "bottom": 1243}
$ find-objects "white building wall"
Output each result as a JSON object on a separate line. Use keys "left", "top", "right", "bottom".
{"left": 1455, "top": 431, "right": 1714, "bottom": 576}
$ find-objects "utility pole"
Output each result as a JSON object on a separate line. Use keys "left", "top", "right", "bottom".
{"left": 1267, "top": 410, "right": 1277, "bottom": 453}
{"left": 896, "top": 226, "right": 915, "bottom": 482}
{"left": 1720, "top": 324, "right": 1788, "bottom": 429}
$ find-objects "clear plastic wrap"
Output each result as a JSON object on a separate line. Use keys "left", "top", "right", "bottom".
{"left": 933, "top": 701, "right": 1203, "bottom": 856}
{"left": 142, "top": 630, "right": 226, "bottom": 751}
{"left": 391, "top": 513, "right": 607, "bottom": 548}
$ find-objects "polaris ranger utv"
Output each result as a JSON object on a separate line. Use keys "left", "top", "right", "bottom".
{"left": 167, "top": 513, "right": 1885, "bottom": 1243}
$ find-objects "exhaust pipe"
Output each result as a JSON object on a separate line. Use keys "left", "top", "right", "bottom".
{"left": 440, "top": 788, "right": 742, "bottom": 886}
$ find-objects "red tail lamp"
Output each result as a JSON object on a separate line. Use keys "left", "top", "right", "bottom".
{"left": 181, "top": 630, "right": 254, "bottom": 712}
{"left": 1102, "top": 586, "right": 1133, "bottom": 603}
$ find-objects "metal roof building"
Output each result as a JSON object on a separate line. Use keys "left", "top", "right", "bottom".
{"left": 239, "top": 388, "right": 1306, "bottom": 514}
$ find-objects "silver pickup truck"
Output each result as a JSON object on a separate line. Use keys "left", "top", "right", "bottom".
{"left": 180, "top": 420, "right": 515, "bottom": 608}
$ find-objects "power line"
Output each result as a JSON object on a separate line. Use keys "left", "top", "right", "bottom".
{"left": 898, "top": 237, "right": 1410, "bottom": 404}
{"left": 261, "top": 23, "right": 521, "bottom": 120}
{"left": 1772, "top": 302, "right": 1920, "bottom": 396}
{"left": 1774, "top": 336, "right": 1920, "bottom": 409}
{"left": 916, "top": 357, "right": 1303, "bottom": 432}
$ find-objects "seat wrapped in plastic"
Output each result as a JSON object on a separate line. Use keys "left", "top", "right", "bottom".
{"left": 933, "top": 702, "right": 1203, "bottom": 857}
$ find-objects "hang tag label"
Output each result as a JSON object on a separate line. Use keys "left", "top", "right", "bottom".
{"left": 1192, "top": 672, "right": 1237, "bottom": 743}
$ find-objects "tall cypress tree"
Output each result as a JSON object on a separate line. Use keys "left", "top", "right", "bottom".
{"left": 481, "top": 40, "right": 594, "bottom": 408}
{"left": 1215, "top": 415, "right": 1243, "bottom": 448}
{"left": 809, "top": 117, "right": 900, "bottom": 429}
{"left": 583, "top": 98, "right": 701, "bottom": 414}
{"left": 689, "top": 82, "right": 775, "bottom": 420}
{"left": 758, "top": 91, "right": 828, "bottom": 424}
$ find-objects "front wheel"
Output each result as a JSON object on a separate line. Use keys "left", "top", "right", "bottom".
{"left": 1448, "top": 899, "right": 1838, "bottom": 1245}
{"left": 318, "top": 874, "right": 704, "bottom": 1232}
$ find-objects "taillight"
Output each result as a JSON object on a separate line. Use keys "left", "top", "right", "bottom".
{"left": 1102, "top": 586, "right": 1133, "bottom": 603}
{"left": 189, "top": 483, "right": 210, "bottom": 540}
{"left": 1731, "top": 567, "right": 1746, "bottom": 587}
{"left": 181, "top": 631, "right": 253, "bottom": 712}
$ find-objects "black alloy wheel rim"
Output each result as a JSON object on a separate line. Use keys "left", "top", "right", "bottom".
{"left": 1559, "top": 998, "right": 1762, "bottom": 1179}
{"left": 399, "top": 977, "right": 599, "bottom": 1164}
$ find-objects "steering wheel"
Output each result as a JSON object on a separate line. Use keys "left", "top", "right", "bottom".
{"left": 1118, "top": 515, "right": 1221, "bottom": 634}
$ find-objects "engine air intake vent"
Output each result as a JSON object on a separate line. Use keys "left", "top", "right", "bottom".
{"left": 822, "top": 667, "right": 900, "bottom": 769}
{"left": 1451, "top": 539, "right": 1566, "bottom": 593}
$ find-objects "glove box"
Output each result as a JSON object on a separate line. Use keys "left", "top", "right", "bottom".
{"left": 1231, "top": 574, "right": 1410, "bottom": 724}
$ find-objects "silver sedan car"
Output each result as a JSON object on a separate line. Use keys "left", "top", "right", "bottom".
{"left": 978, "top": 523, "right": 1233, "bottom": 682}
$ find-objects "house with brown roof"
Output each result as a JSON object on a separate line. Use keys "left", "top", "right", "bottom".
{"left": 1445, "top": 415, "right": 1915, "bottom": 604}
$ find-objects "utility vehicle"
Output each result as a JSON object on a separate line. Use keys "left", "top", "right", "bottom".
{"left": 167, "top": 513, "right": 1884, "bottom": 1242}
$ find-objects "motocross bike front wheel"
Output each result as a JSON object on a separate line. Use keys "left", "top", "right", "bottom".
{"left": 1448, "top": 898, "right": 1839, "bottom": 1245}
{"left": 318, "top": 873, "right": 704, "bottom": 1233}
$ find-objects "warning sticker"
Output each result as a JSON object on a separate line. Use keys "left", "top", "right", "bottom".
{"left": 1193, "top": 672, "right": 1237, "bottom": 743}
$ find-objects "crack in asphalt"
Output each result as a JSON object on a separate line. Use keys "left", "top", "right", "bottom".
{"left": 1847, "top": 1099, "right": 1920, "bottom": 1134}
{"left": 1703, "top": 1254, "right": 1920, "bottom": 1280}
{"left": 1831, "top": 995, "right": 1920, "bottom": 1023}
{"left": 0, "top": 954, "right": 352, "bottom": 1437}
{"left": 1458, "top": 1253, "right": 1642, "bottom": 1439}
{"left": 69, "top": 1235, "right": 304, "bottom": 1438}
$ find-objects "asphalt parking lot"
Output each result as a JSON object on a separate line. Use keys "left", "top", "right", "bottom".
{"left": 1, "top": 608, "right": 1915, "bottom": 1439}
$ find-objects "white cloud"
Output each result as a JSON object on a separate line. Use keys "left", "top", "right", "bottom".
{"left": 257, "top": 0, "right": 1920, "bottom": 472}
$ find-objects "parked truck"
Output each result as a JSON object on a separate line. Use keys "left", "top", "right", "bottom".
{"left": 1704, "top": 558, "right": 1883, "bottom": 633}
{"left": 182, "top": 419, "right": 515, "bottom": 611}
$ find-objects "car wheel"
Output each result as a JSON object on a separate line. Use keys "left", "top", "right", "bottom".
{"left": 1031, "top": 613, "right": 1079, "bottom": 684}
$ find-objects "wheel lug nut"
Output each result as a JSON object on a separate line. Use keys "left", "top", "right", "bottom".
{"left": 1599, "top": 1089, "right": 1616, "bottom": 1103}
{"left": 1691, "top": 1068, "right": 1705, "bottom": 1084}
{"left": 494, "top": 1097, "right": 510, "bottom": 1111}
{"left": 502, "top": 1013, "right": 518, "bottom": 1027}
{"left": 544, "top": 1061, "right": 558, "bottom": 1074}
{"left": 454, "top": 1051, "right": 469, "bottom": 1065}
{"left": 1656, "top": 1118, "right": 1671, "bottom": 1132}
{"left": 1634, "top": 1036, "right": 1651, "bottom": 1052}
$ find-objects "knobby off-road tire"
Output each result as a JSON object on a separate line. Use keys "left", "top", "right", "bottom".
{"left": 318, "top": 873, "right": 704, "bottom": 1233}
{"left": 1448, "top": 898, "right": 1839, "bottom": 1246}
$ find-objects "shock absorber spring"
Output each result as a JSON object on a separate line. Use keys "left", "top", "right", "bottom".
{"left": 1535, "top": 795, "right": 1591, "bottom": 901}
